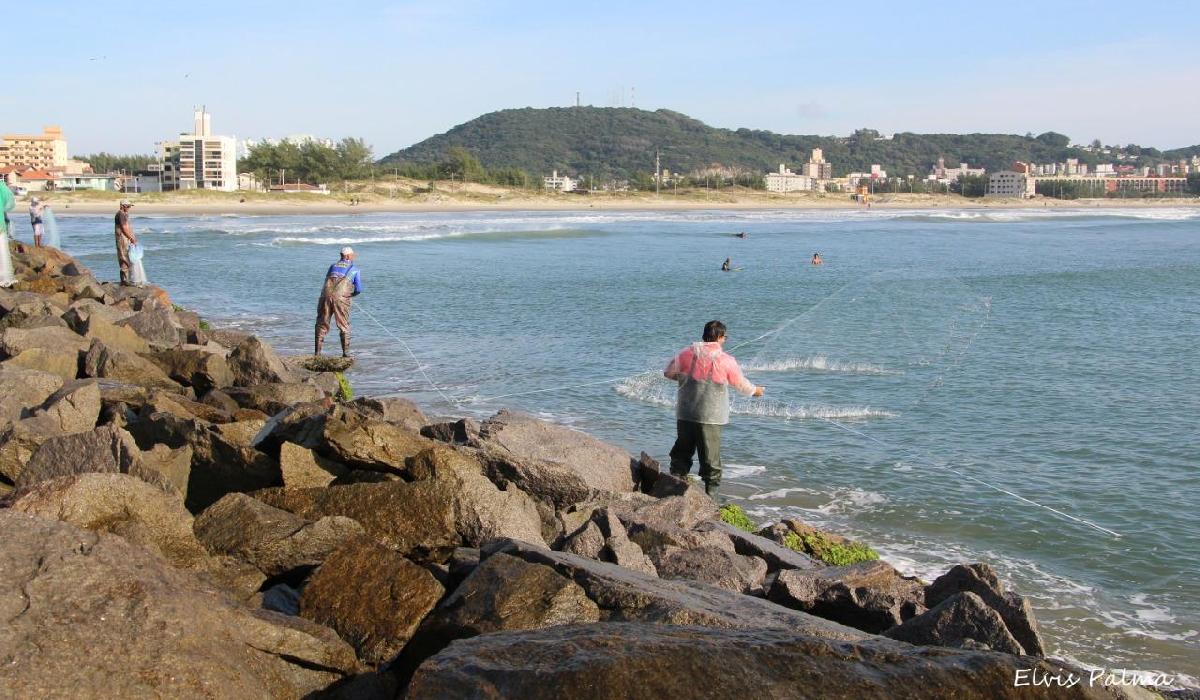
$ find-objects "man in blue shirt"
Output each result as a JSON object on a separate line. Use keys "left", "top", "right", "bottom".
{"left": 315, "top": 246, "right": 363, "bottom": 357}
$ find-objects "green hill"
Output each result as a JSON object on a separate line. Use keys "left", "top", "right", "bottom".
{"left": 379, "top": 107, "right": 1164, "bottom": 181}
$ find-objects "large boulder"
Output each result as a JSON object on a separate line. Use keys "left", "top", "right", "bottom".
{"left": 349, "top": 396, "right": 428, "bottom": 430}
{"left": 193, "top": 492, "right": 365, "bottom": 577}
{"left": 299, "top": 537, "right": 445, "bottom": 664}
{"left": 0, "top": 511, "right": 355, "bottom": 697}
{"left": 228, "top": 335, "right": 295, "bottom": 386}
{"left": 141, "top": 389, "right": 233, "bottom": 424}
{"left": 400, "top": 552, "right": 600, "bottom": 675}
{"left": 0, "top": 420, "right": 57, "bottom": 485}
{"left": 79, "top": 314, "right": 151, "bottom": 354}
{"left": 81, "top": 338, "right": 180, "bottom": 390}
{"left": 649, "top": 545, "right": 768, "bottom": 595}
{"left": 483, "top": 538, "right": 870, "bottom": 641}
{"left": 28, "top": 380, "right": 100, "bottom": 434}
{"left": 254, "top": 446, "right": 545, "bottom": 561}
{"left": 279, "top": 441, "right": 348, "bottom": 488}
{"left": 925, "top": 563, "right": 1046, "bottom": 657}
{"left": 699, "top": 520, "right": 824, "bottom": 573}
{"left": 884, "top": 591, "right": 1026, "bottom": 655}
{"left": 0, "top": 325, "right": 89, "bottom": 358}
{"left": 125, "top": 411, "right": 281, "bottom": 512}
{"left": 0, "top": 365, "right": 63, "bottom": 423}
{"left": 62, "top": 298, "right": 132, "bottom": 332}
{"left": 15, "top": 424, "right": 171, "bottom": 491}
{"left": 224, "top": 382, "right": 326, "bottom": 415}
{"left": 115, "top": 306, "right": 181, "bottom": 348}
{"left": 767, "top": 560, "right": 926, "bottom": 633}
{"left": 3, "top": 347, "right": 78, "bottom": 381}
{"left": 143, "top": 346, "right": 233, "bottom": 393}
{"left": 262, "top": 404, "right": 434, "bottom": 475}
{"left": 476, "top": 409, "right": 636, "bottom": 507}
{"left": 406, "top": 622, "right": 1116, "bottom": 700}
{"left": 561, "top": 506, "right": 657, "bottom": 576}
{"left": 9, "top": 473, "right": 210, "bottom": 570}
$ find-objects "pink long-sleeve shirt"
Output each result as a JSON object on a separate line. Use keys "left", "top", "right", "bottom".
{"left": 665, "top": 341, "right": 756, "bottom": 425}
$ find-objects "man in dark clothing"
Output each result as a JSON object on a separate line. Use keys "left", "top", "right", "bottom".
{"left": 114, "top": 200, "right": 137, "bottom": 285}
{"left": 315, "top": 247, "right": 363, "bottom": 357}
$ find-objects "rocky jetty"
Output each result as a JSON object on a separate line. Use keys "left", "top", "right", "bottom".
{"left": 0, "top": 241, "right": 1157, "bottom": 699}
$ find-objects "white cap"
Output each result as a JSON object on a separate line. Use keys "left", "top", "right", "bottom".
{"left": 340, "top": 246, "right": 354, "bottom": 257}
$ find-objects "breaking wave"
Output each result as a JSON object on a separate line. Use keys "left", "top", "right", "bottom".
{"left": 613, "top": 374, "right": 895, "bottom": 420}
{"left": 743, "top": 354, "right": 900, "bottom": 375}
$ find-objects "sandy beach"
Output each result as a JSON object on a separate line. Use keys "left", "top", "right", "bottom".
{"left": 28, "top": 180, "right": 1200, "bottom": 216}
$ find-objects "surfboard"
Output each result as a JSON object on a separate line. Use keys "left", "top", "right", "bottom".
{"left": 43, "top": 207, "right": 61, "bottom": 248}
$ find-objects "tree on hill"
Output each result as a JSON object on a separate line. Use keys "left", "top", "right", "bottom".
{"left": 78, "top": 153, "right": 156, "bottom": 174}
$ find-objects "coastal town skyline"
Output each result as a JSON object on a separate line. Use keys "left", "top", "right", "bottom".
{"left": 7, "top": 1, "right": 1198, "bottom": 154}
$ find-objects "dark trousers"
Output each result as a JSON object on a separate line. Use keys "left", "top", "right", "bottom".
{"left": 669, "top": 420, "right": 722, "bottom": 491}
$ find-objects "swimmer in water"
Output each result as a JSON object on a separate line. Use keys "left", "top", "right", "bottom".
{"left": 811, "top": 253, "right": 822, "bottom": 266}
{"left": 721, "top": 257, "right": 732, "bottom": 272}
{"left": 734, "top": 232, "right": 746, "bottom": 238}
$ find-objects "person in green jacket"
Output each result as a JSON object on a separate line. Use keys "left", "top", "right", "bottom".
{"left": 0, "top": 174, "right": 16, "bottom": 287}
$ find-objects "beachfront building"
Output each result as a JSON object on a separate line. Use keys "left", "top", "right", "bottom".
{"left": 158, "top": 109, "right": 238, "bottom": 192}
{"left": 928, "top": 157, "right": 985, "bottom": 185}
{"left": 802, "top": 149, "right": 833, "bottom": 180}
{"left": 764, "top": 164, "right": 814, "bottom": 193}
{"left": 544, "top": 170, "right": 578, "bottom": 192}
{"left": 0, "top": 126, "right": 69, "bottom": 170}
{"left": 986, "top": 171, "right": 1036, "bottom": 198}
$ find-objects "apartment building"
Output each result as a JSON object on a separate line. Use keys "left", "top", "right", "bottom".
{"left": 159, "top": 109, "right": 238, "bottom": 191}
{"left": 764, "top": 163, "right": 814, "bottom": 193}
{"left": 0, "top": 126, "right": 69, "bottom": 170}
{"left": 986, "top": 171, "right": 1036, "bottom": 198}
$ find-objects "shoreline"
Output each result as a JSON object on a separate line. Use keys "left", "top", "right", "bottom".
{"left": 33, "top": 193, "right": 1200, "bottom": 217}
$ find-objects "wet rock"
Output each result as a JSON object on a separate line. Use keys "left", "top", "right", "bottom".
{"left": 300, "top": 537, "right": 445, "bottom": 664}
{"left": 228, "top": 335, "right": 295, "bottom": 386}
{"left": 884, "top": 591, "right": 1026, "bottom": 655}
{"left": 0, "top": 364, "right": 64, "bottom": 423}
{"left": 81, "top": 338, "right": 180, "bottom": 390}
{"left": 483, "top": 538, "right": 870, "bottom": 641}
{"left": 350, "top": 396, "right": 428, "bottom": 430}
{"left": 0, "top": 511, "right": 355, "bottom": 697}
{"left": 194, "top": 492, "right": 365, "bottom": 577}
{"left": 767, "top": 560, "right": 926, "bottom": 633}
{"left": 144, "top": 346, "right": 233, "bottom": 393}
{"left": 402, "top": 553, "right": 600, "bottom": 675}
{"left": 406, "top": 622, "right": 1109, "bottom": 700}
{"left": 476, "top": 409, "right": 636, "bottom": 507}
{"left": 925, "top": 563, "right": 1045, "bottom": 657}
{"left": 115, "top": 306, "right": 181, "bottom": 348}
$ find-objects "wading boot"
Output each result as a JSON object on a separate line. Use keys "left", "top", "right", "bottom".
{"left": 314, "top": 332, "right": 324, "bottom": 356}
{"left": 340, "top": 334, "right": 350, "bottom": 358}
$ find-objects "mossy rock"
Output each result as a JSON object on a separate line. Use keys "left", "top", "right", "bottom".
{"left": 719, "top": 504, "right": 756, "bottom": 533}
{"left": 783, "top": 530, "right": 879, "bottom": 566}
{"left": 298, "top": 356, "right": 354, "bottom": 373}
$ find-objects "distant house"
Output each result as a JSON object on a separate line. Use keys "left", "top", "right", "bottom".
{"left": 268, "top": 183, "right": 329, "bottom": 194}
{"left": 14, "top": 169, "right": 59, "bottom": 192}
{"left": 544, "top": 170, "right": 577, "bottom": 192}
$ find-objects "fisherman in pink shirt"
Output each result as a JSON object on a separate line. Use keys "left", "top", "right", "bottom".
{"left": 664, "top": 320, "right": 764, "bottom": 499}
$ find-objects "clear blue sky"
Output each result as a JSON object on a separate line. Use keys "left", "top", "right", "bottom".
{"left": 9, "top": 0, "right": 1198, "bottom": 156}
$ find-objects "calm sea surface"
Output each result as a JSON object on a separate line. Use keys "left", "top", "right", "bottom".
{"left": 53, "top": 207, "right": 1200, "bottom": 683}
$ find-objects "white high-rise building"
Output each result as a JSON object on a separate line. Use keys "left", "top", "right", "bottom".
{"left": 159, "top": 109, "right": 238, "bottom": 191}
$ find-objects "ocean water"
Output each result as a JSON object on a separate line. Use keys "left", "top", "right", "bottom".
{"left": 51, "top": 206, "right": 1199, "bottom": 684}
